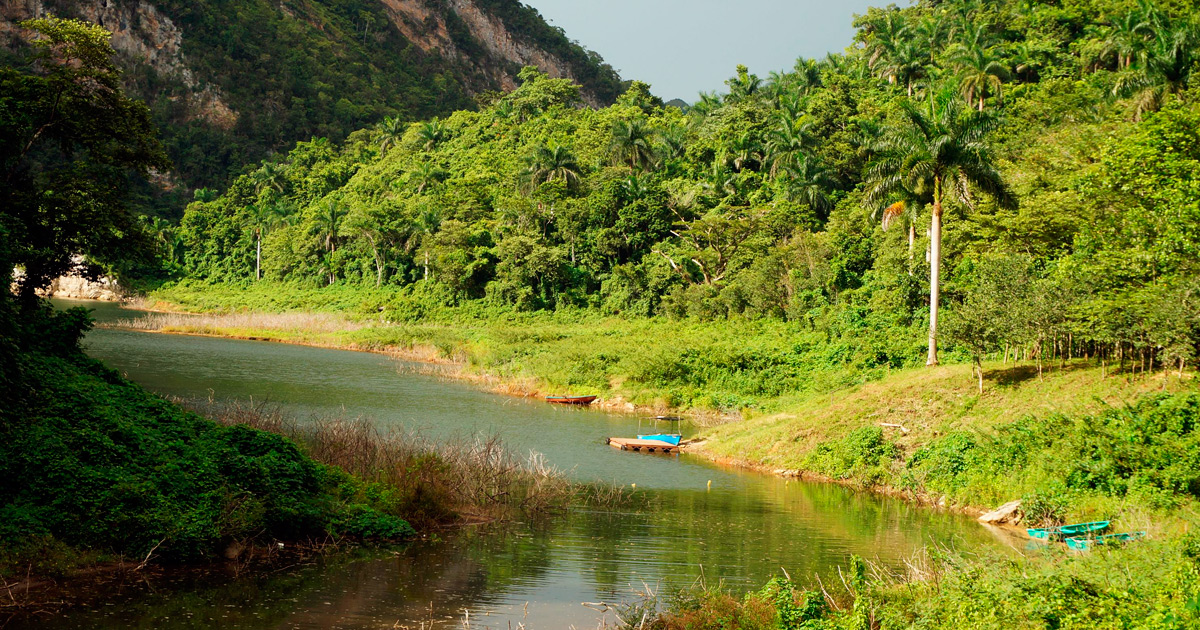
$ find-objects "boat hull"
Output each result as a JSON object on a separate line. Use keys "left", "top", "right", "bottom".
{"left": 546, "top": 395, "right": 597, "bottom": 405}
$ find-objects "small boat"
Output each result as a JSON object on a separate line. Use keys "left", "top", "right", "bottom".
{"left": 545, "top": 395, "right": 597, "bottom": 405}
{"left": 1026, "top": 521, "right": 1109, "bottom": 540}
{"left": 653, "top": 415, "right": 682, "bottom": 422}
{"left": 607, "top": 437, "right": 681, "bottom": 453}
{"left": 637, "top": 434, "right": 682, "bottom": 446}
{"left": 1064, "top": 531, "right": 1145, "bottom": 551}
{"left": 1059, "top": 521, "right": 1110, "bottom": 536}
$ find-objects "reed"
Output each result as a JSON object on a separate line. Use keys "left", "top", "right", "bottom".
{"left": 179, "top": 398, "right": 577, "bottom": 529}
{"left": 111, "top": 311, "right": 362, "bottom": 335}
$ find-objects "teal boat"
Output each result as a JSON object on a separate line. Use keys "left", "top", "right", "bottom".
{"left": 637, "top": 434, "right": 682, "bottom": 446}
{"left": 1059, "top": 521, "right": 1110, "bottom": 536}
{"left": 1026, "top": 521, "right": 1109, "bottom": 540}
{"left": 1064, "top": 531, "right": 1145, "bottom": 551}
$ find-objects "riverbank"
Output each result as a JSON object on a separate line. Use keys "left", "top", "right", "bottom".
{"left": 91, "top": 295, "right": 1200, "bottom": 626}
{"left": 120, "top": 288, "right": 1195, "bottom": 512}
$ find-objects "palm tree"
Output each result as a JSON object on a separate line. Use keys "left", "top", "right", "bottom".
{"left": 656, "top": 124, "right": 688, "bottom": 163}
{"left": 521, "top": 142, "right": 581, "bottom": 193}
{"left": 610, "top": 119, "right": 656, "bottom": 171}
{"left": 377, "top": 116, "right": 405, "bottom": 155}
{"left": 247, "top": 203, "right": 288, "bottom": 280}
{"left": 876, "top": 40, "right": 930, "bottom": 96}
{"left": 783, "top": 154, "right": 835, "bottom": 217}
{"left": 950, "top": 43, "right": 1010, "bottom": 110}
{"left": 1114, "top": 18, "right": 1198, "bottom": 119}
{"left": 414, "top": 207, "right": 441, "bottom": 281}
{"left": 315, "top": 200, "right": 345, "bottom": 284}
{"left": 251, "top": 161, "right": 287, "bottom": 198}
{"left": 864, "top": 88, "right": 1016, "bottom": 365}
{"left": 416, "top": 119, "right": 448, "bottom": 152}
{"left": 765, "top": 113, "right": 816, "bottom": 178}
{"left": 409, "top": 161, "right": 448, "bottom": 194}
{"left": 914, "top": 14, "right": 949, "bottom": 62}
{"left": 725, "top": 64, "right": 761, "bottom": 101}
{"left": 792, "top": 57, "right": 823, "bottom": 95}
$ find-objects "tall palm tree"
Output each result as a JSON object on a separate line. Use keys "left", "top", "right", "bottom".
{"left": 315, "top": 200, "right": 345, "bottom": 284}
{"left": 377, "top": 116, "right": 406, "bottom": 155}
{"left": 914, "top": 14, "right": 949, "bottom": 62}
{"left": 610, "top": 119, "right": 656, "bottom": 172}
{"left": 415, "top": 207, "right": 441, "bottom": 281}
{"left": 950, "top": 43, "right": 1010, "bottom": 110}
{"left": 521, "top": 142, "right": 581, "bottom": 193}
{"left": 416, "top": 119, "right": 448, "bottom": 152}
{"left": 864, "top": 88, "right": 1016, "bottom": 365}
{"left": 247, "top": 203, "right": 289, "bottom": 280}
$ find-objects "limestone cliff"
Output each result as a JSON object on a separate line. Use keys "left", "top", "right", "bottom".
{"left": 1, "top": 0, "right": 621, "bottom": 208}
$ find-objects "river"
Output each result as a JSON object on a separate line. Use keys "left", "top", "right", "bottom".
{"left": 22, "top": 299, "right": 1001, "bottom": 629}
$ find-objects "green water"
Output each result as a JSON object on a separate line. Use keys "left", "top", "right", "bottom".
{"left": 22, "top": 300, "right": 1003, "bottom": 629}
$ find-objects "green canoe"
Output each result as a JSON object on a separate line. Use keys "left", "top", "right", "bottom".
{"left": 1027, "top": 520, "right": 1110, "bottom": 540}
{"left": 1064, "top": 531, "right": 1145, "bottom": 551}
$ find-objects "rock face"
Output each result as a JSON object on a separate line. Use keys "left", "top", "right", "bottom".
{"left": 978, "top": 500, "right": 1022, "bottom": 525}
{"left": 379, "top": 0, "right": 610, "bottom": 105}
{"left": 1, "top": 0, "right": 237, "bottom": 129}
{"left": 43, "top": 274, "right": 123, "bottom": 302}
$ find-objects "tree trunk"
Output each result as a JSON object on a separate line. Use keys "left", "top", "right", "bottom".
{"left": 976, "top": 358, "right": 983, "bottom": 394}
{"left": 255, "top": 232, "right": 262, "bottom": 281}
{"left": 927, "top": 191, "right": 943, "bottom": 366}
{"left": 423, "top": 250, "right": 429, "bottom": 281}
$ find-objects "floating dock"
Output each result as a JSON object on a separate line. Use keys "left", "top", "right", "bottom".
{"left": 606, "top": 437, "right": 681, "bottom": 453}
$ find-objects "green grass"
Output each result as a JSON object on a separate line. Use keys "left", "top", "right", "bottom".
{"left": 139, "top": 281, "right": 928, "bottom": 415}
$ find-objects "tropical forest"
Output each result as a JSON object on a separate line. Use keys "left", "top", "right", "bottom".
{"left": 2, "top": 0, "right": 1199, "bottom": 628}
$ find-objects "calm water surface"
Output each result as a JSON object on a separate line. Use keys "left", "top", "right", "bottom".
{"left": 23, "top": 300, "right": 1002, "bottom": 629}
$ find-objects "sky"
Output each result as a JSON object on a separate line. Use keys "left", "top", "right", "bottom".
{"left": 523, "top": 0, "right": 879, "bottom": 102}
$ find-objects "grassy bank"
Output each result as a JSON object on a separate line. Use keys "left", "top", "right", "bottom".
{"left": 134, "top": 281, "right": 939, "bottom": 417}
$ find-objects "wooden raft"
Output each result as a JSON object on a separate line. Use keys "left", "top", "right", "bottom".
{"left": 606, "top": 437, "right": 681, "bottom": 453}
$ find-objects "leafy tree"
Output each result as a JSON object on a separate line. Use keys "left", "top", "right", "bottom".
{"left": 0, "top": 17, "right": 168, "bottom": 307}
{"left": 865, "top": 87, "right": 1016, "bottom": 365}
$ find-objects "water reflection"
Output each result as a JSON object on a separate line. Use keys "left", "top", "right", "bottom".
{"left": 18, "top": 300, "right": 999, "bottom": 629}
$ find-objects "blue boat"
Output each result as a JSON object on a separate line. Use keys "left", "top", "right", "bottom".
{"left": 637, "top": 434, "right": 682, "bottom": 446}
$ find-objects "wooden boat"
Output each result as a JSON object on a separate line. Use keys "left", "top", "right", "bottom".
{"left": 1064, "top": 531, "right": 1145, "bottom": 551}
{"left": 607, "top": 437, "right": 681, "bottom": 454}
{"left": 1027, "top": 521, "right": 1109, "bottom": 540}
{"left": 637, "top": 434, "right": 682, "bottom": 446}
{"left": 545, "top": 395, "right": 597, "bottom": 405}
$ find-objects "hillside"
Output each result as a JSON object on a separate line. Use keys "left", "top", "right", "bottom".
{"left": 0, "top": 0, "right": 623, "bottom": 215}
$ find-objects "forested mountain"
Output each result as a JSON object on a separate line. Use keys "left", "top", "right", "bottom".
{"left": 151, "top": 0, "right": 1200, "bottom": 379}
{"left": 0, "top": 0, "right": 623, "bottom": 215}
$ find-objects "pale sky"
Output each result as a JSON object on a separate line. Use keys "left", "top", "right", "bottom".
{"left": 524, "top": 0, "right": 880, "bottom": 102}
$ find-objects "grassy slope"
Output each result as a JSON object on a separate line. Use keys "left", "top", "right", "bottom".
{"left": 703, "top": 360, "right": 1191, "bottom": 477}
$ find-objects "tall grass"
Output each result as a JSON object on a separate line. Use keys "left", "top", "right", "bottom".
{"left": 111, "top": 311, "right": 362, "bottom": 335}
{"left": 181, "top": 399, "right": 634, "bottom": 529}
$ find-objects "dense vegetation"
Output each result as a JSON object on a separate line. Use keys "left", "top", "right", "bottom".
{"left": 1, "top": 0, "right": 622, "bottom": 217}
{"left": 0, "top": 17, "right": 571, "bottom": 580}
{"left": 165, "top": 0, "right": 1200, "bottom": 391}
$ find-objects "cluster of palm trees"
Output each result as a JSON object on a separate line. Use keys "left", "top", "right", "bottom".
{"left": 1098, "top": 2, "right": 1199, "bottom": 119}
{"left": 862, "top": 5, "right": 1015, "bottom": 110}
